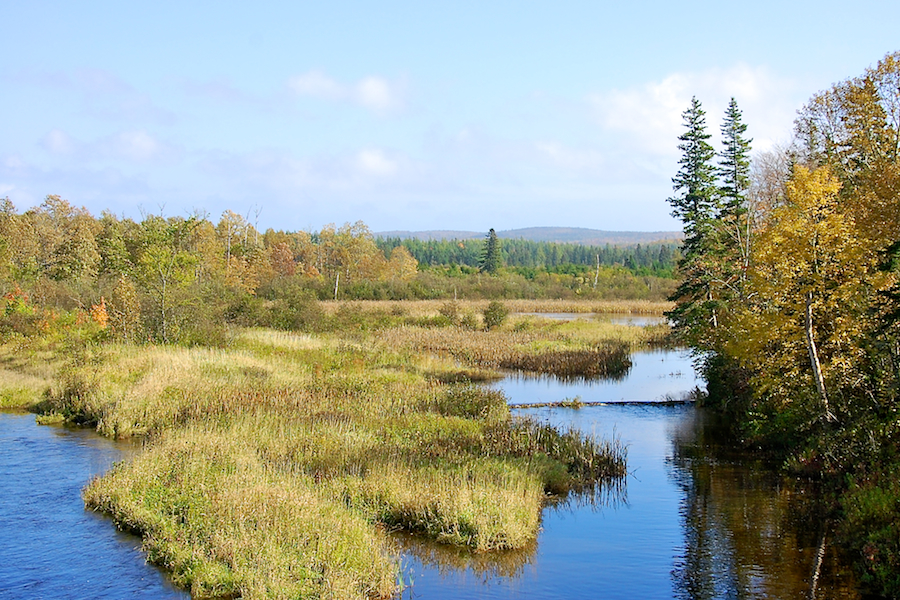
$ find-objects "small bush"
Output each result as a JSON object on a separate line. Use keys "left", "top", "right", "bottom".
{"left": 438, "top": 300, "right": 460, "bottom": 325}
{"left": 482, "top": 301, "right": 509, "bottom": 330}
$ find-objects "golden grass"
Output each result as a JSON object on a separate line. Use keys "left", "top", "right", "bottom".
{"left": 85, "top": 429, "right": 396, "bottom": 600}
{"left": 375, "top": 316, "right": 667, "bottom": 379}
{"left": 29, "top": 322, "right": 627, "bottom": 599}
{"left": 319, "top": 298, "right": 672, "bottom": 318}
{"left": 0, "top": 367, "right": 51, "bottom": 409}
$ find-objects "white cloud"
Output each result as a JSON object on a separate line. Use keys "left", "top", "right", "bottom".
{"left": 288, "top": 70, "right": 403, "bottom": 114}
{"left": 288, "top": 70, "right": 344, "bottom": 100}
{"left": 38, "top": 129, "right": 177, "bottom": 164}
{"left": 112, "top": 130, "right": 162, "bottom": 161}
{"left": 589, "top": 64, "right": 803, "bottom": 157}
{"left": 355, "top": 77, "right": 397, "bottom": 112}
{"left": 356, "top": 149, "right": 398, "bottom": 177}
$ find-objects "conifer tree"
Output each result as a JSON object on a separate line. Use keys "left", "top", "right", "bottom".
{"left": 480, "top": 228, "right": 501, "bottom": 274}
{"left": 667, "top": 97, "right": 720, "bottom": 349}
{"left": 716, "top": 98, "right": 753, "bottom": 300}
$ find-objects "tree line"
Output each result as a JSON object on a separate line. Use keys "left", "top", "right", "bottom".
{"left": 668, "top": 51, "right": 900, "bottom": 595}
{"left": 0, "top": 202, "right": 677, "bottom": 345}
{"left": 376, "top": 235, "right": 677, "bottom": 276}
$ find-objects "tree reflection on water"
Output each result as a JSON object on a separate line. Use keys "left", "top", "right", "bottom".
{"left": 669, "top": 410, "right": 861, "bottom": 600}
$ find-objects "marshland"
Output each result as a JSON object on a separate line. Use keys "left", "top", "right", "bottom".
{"left": 0, "top": 301, "right": 864, "bottom": 599}
{"left": 1, "top": 291, "right": 660, "bottom": 599}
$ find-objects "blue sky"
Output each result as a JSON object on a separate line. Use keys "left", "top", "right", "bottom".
{"left": 2, "top": 1, "right": 898, "bottom": 233}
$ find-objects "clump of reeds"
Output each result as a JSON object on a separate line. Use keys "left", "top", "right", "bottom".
{"left": 378, "top": 326, "right": 636, "bottom": 380}
{"left": 84, "top": 430, "right": 397, "bottom": 600}
{"left": 498, "top": 344, "right": 632, "bottom": 379}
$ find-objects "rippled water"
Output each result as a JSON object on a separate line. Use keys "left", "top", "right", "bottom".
{"left": 0, "top": 412, "right": 187, "bottom": 600}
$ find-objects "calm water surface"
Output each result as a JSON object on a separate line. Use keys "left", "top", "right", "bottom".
{"left": 0, "top": 412, "right": 187, "bottom": 600}
{"left": 0, "top": 344, "right": 863, "bottom": 599}
{"left": 400, "top": 350, "right": 862, "bottom": 599}
{"left": 497, "top": 348, "right": 701, "bottom": 404}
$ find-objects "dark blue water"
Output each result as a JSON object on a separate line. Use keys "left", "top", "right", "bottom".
{"left": 0, "top": 412, "right": 188, "bottom": 600}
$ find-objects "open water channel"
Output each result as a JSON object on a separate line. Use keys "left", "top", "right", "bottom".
{"left": 0, "top": 316, "right": 865, "bottom": 599}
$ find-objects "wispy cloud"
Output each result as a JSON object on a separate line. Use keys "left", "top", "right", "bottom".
{"left": 12, "top": 68, "right": 177, "bottom": 125}
{"left": 40, "top": 128, "right": 179, "bottom": 163}
{"left": 589, "top": 64, "right": 803, "bottom": 156}
{"left": 288, "top": 70, "right": 404, "bottom": 114}
{"left": 355, "top": 148, "right": 398, "bottom": 177}
{"left": 288, "top": 70, "right": 344, "bottom": 100}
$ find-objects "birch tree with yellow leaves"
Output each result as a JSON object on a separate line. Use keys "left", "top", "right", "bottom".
{"left": 734, "top": 165, "right": 874, "bottom": 422}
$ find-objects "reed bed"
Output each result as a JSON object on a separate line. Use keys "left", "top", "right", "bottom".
{"left": 84, "top": 429, "right": 396, "bottom": 600}
{"left": 319, "top": 298, "right": 671, "bottom": 319}
{"left": 38, "top": 325, "right": 627, "bottom": 599}
{"left": 0, "top": 336, "right": 62, "bottom": 410}
{"left": 376, "top": 325, "right": 636, "bottom": 380}
{"left": 0, "top": 368, "right": 51, "bottom": 409}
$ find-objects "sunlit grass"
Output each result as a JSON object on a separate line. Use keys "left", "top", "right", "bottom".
{"left": 318, "top": 298, "right": 671, "bottom": 317}
{"left": 31, "top": 317, "right": 628, "bottom": 599}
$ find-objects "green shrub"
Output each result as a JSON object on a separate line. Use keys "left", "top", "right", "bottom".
{"left": 482, "top": 301, "right": 509, "bottom": 330}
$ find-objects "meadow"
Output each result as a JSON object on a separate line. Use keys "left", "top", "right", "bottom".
{"left": 0, "top": 300, "right": 666, "bottom": 599}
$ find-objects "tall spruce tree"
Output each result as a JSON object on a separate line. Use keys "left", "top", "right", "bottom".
{"left": 480, "top": 228, "right": 501, "bottom": 274}
{"left": 667, "top": 97, "right": 720, "bottom": 349}
{"left": 716, "top": 98, "right": 753, "bottom": 300}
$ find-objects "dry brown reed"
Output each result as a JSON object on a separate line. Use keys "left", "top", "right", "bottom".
{"left": 319, "top": 298, "right": 671, "bottom": 318}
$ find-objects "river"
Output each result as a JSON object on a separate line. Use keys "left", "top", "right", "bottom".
{"left": 0, "top": 344, "right": 863, "bottom": 599}
{"left": 396, "top": 348, "right": 862, "bottom": 599}
{"left": 0, "top": 411, "right": 188, "bottom": 599}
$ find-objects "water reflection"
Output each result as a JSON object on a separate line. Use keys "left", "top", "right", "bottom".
{"left": 669, "top": 411, "right": 861, "bottom": 600}
{"left": 395, "top": 533, "right": 537, "bottom": 579}
{"left": 403, "top": 359, "right": 862, "bottom": 599}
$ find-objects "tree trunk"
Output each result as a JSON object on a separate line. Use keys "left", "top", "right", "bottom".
{"left": 805, "top": 292, "right": 835, "bottom": 421}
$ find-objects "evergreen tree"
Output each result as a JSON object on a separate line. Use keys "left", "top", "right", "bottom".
{"left": 667, "top": 97, "right": 720, "bottom": 349}
{"left": 479, "top": 228, "right": 501, "bottom": 274}
{"left": 716, "top": 98, "right": 753, "bottom": 300}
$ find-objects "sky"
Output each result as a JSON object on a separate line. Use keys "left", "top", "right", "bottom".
{"left": 2, "top": 1, "right": 899, "bottom": 234}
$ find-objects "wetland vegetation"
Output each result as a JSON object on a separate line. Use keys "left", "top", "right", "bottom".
{"left": 0, "top": 293, "right": 658, "bottom": 598}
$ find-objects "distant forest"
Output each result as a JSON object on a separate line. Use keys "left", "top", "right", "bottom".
{"left": 376, "top": 236, "right": 678, "bottom": 276}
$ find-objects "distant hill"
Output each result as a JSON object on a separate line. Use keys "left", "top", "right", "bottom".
{"left": 377, "top": 227, "right": 682, "bottom": 246}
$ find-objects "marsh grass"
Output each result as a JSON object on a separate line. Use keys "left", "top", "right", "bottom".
{"left": 376, "top": 319, "right": 646, "bottom": 380}
{"left": 42, "top": 324, "right": 627, "bottom": 599}
{"left": 320, "top": 299, "right": 671, "bottom": 318}
{"left": 0, "top": 368, "right": 51, "bottom": 409}
{"left": 84, "top": 429, "right": 396, "bottom": 600}
{"left": 0, "top": 336, "right": 63, "bottom": 410}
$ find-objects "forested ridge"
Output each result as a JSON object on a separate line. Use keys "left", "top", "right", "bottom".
{"left": 668, "top": 51, "right": 900, "bottom": 596}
